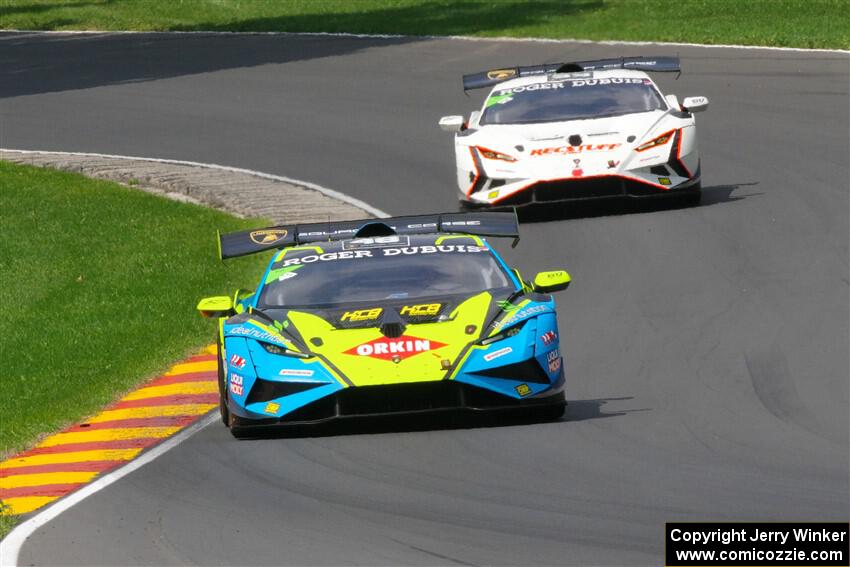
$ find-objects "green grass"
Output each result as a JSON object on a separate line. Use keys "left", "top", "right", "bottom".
{"left": 0, "top": 161, "right": 268, "bottom": 454}
{"left": 0, "top": 161, "right": 268, "bottom": 537}
{"left": 0, "top": 0, "right": 847, "bottom": 49}
{"left": 0, "top": 504, "right": 16, "bottom": 540}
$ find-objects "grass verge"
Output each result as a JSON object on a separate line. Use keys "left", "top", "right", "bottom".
{"left": 0, "top": 0, "right": 847, "bottom": 50}
{"left": 0, "top": 161, "right": 268, "bottom": 536}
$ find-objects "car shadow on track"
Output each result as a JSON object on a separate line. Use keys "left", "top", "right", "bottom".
{"left": 565, "top": 396, "right": 650, "bottom": 422}
{"left": 231, "top": 396, "right": 643, "bottom": 440}
{"left": 515, "top": 183, "right": 759, "bottom": 223}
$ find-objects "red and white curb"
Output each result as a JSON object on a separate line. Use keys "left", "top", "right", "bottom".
{"left": 0, "top": 346, "right": 218, "bottom": 517}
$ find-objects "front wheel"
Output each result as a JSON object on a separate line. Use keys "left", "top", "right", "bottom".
{"left": 227, "top": 413, "right": 253, "bottom": 439}
{"left": 539, "top": 403, "right": 566, "bottom": 421}
{"left": 459, "top": 199, "right": 476, "bottom": 212}
{"left": 678, "top": 181, "right": 701, "bottom": 207}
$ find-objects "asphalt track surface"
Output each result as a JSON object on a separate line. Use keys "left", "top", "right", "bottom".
{"left": 2, "top": 33, "right": 848, "bottom": 565}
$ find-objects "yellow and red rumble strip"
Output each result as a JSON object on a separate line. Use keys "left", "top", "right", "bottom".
{"left": 0, "top": 346, "right": 218, "bottom": 516}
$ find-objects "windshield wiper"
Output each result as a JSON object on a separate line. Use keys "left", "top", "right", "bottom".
{"left": 248, "top": 305, "right": 278, "bottom": 325}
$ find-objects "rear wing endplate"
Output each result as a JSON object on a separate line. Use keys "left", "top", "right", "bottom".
{"left": 462, "top": 56, "right": 681, "bottom": 91}
{"left": 218, "top": 211, "right": 519, "bottom": 259}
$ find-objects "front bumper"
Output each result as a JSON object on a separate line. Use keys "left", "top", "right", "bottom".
{"left": 463, "top": 173, "right": 701, "bottom": 208}
{"left": 229, "top": 379, "right": 566, "bottom": 428}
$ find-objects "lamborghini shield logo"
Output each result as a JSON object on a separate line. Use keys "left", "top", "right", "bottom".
{"left": 250, "top": 229, "right": 288, "bottom": 245}
{"left": 487, "top": 68, "right": 517, "bottom": 81}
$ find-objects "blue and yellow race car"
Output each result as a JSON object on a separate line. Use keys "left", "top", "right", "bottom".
{"left": 198, "top": 212, "right": 571, "bottom": 437}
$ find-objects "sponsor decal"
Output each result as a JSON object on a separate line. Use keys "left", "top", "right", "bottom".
{"left": 264, "top": 402, "right": 280, "bottom": 414}
{"left": 265, "top": 264, "right": 302, "bottom": 284}
{"left": 495, "top": 304, "right": 548, "bottom": 331}
{"left": 530, "top": 143, "right": 620, "bottom": 156}
{"left": 547, "top": 349, "right": 562, "bottom": 373}
{"left": 400, "top": 303, "right": 441, "bottom": 317}
{"left": 279, "top": 368, "right": 315, "bottom": 377}
{"left": 497, "top": 82, "right": 566, "bottom": 95}
{"left": 250, "top": 229, "right": 288, "bottom": 245}
{"left": 485, "top": 94, "right": 513, "bottom": 108}
{"left": 440, "top": 220, "right": 481, "bottom": 228}
{"left": 541, "top": 331, "right": 557, "bottom": 346}
{"left": 569, "top": 77, "right": 646, "bottom": 87}
{"left": 228, "top": 326, "right": 286, "bottom": 345}
{"left": 278, "top": 245, "right": 486, "bottom": 267}
{"left": 229, "top": 354, "right": 246, "bottom": 369}
{"left": 658, "top": 177, "right": 671, "bottom": 185}
{"left": 515, "top": 383, "right": 531, "bottom": 397}
{"left": 293, "top": 220, "right": 481, "bottom": 241}
{"left": 342, "top": 235, "right": 409, "bottom": 250}
{"left": 607, "top": 159, "right": 620, "bottom": 169}
{"left": 381, "top": 245, "right": 486, "bottom": 256}
{"left": 229, "top": 373, "right": 244, "bottom": 396}
{"left": 487, "top": 190, "right": 500, "bottom": 199}
{"left": 341, "top": 307, "right": 383, "bottom": 322}
{"left": 487, "top": 68, "right": 517, "bottom": 80}
{"left": 345, "top": 335, "right": 447, "bottom": 361}
{"left": 484, "top": 346, "right": 512, "bottom": 362}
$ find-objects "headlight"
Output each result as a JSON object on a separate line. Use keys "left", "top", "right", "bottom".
{"left": 260, "top": 341, "right": 312, "bottom": 359}
{"left": 634, "top": 129, "right": 675, "bottom": 152}
{"left": 479, "top": 324, "right": 522, "bottom": 346}
{"left": 476, "top": 146, "right": 517, "bottom": 162}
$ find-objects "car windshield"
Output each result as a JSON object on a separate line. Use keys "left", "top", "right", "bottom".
{"left": 480, "top": 77, "right": 666, "bottom": 125}
{"left": 258, "top": 240, "right": 513, "bottom": 309}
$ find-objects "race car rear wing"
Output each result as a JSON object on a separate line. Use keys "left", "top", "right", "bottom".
{"left": 217, "top": 211, "right": 520, "bottom": 259}
{"left": 462, "top": 56, "right": 681, "bottom": 91}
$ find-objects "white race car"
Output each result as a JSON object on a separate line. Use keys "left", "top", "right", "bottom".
{"left": 439, "top": 57, "right": 708, "bottom": 209}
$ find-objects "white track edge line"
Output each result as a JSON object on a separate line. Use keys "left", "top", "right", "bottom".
{"left": 0, "top": 413, "right": 218, "bottom": 567}
{"left": 0, "top": 148, "right": 390, "bottom": 218}
{"left": 1, "top": 29, "right": 847, "bottom": 54}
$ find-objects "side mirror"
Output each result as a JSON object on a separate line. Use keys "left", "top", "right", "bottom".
{"left": 681, "top": 96, "right": 709, "bottom": 113}
{"left": 532, "top": 270, "right": 571, "bottom": 293}
{"left": 665, "top": 94, "right": 680, "bottom": 110}
{"left": 439, "top": 115, "right": 465, "bottom": 132}
{"left": 197, "top": 296, "right": 236, "bottom": 318}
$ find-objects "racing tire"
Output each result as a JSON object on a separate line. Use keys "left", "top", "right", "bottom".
{"left": 458, "top": 199, "right": 476, "bottom": 212}
{"left": 216, "top": 337, "right": 229, "bottom": 426}
{"left": 678, "top": 181, "right": 701, "bottom": 207}
{"left": 227, "top": 416, "right": 252, "bottom": 439}
{"left": 539, "top": 403, "right": 566, "bottom": 421}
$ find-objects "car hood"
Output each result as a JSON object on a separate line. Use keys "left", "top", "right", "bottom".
{"left": 466, "top": 111, "right": 672, "bottom": 176}
{"left": 244, "top": 291, "right": 508, "bottom": 387}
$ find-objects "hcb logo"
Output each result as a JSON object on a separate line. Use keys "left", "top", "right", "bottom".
{"left": 400, "top": 303, "right": 441, "bottom": 317}
{"left": 340, "top": 308, "right": 382, "bottom": 322}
